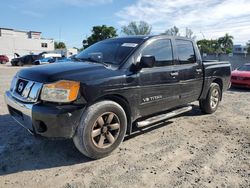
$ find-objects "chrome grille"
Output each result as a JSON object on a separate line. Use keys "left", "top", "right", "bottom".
{"left": 10, "top": 77, "right": 43, "bottom": 103}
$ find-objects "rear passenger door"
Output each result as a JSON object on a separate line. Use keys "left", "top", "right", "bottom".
{"left": 138, "top": 38, "right": 180, "bottom": 116}
{"left": 174, "top": 39, "right": 203, "bottom": 104}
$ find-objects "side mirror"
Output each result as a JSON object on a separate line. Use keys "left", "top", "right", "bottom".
{"left": 139, "top": 55, "right": 155, "bottom": 68}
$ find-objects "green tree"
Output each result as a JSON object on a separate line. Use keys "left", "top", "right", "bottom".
{"left": 162, "top": 26, "right": 180, "bottom": 36}
{"left": 197, "top": 39, "right": 222, "bottom": 55}
{"left": 54, "top": 41, "right": 66, "bottom": 49}
{"left": 121, "top": 21, "right": 152, "bottom": 35}
{"left": 83, "top": 25, "right": 117, "bottom": 48}
{"left": 218, "top": 33, "right": 234, "bottom": 53}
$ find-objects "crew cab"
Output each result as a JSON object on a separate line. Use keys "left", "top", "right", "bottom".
{"left": 5, "top": 36, "right": 231, "bottom": 159}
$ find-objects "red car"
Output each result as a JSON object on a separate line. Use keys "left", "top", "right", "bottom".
{"left": 231, "top": 63, "right": 250, "bottom": 88}
{"left": 0, "top": 55, "right": 9, "bottom": 64}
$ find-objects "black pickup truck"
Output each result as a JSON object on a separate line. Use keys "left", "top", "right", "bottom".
{"left": 5, "top": 35, "right": 231, "bottom": 159}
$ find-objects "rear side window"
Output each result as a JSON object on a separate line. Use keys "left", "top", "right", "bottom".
{"left": 176, "top": 40, "right": 196, "bottom": 64}
{"left": 141, "top": 39, "right": 173, "bottom": 66}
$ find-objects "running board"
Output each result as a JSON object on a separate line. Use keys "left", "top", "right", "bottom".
{"left": 136, "top": 106, "right": 192, "bottom": 127}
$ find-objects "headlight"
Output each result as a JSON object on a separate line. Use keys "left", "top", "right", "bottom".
{"left": 41, "top": 80, "right": 80, "bottom": 103}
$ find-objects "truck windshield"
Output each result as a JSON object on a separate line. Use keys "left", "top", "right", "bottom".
{"left": 76, "top": 40, "right": 140, "bottom": 65}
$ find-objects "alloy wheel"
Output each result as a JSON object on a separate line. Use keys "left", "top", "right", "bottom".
{"left": 91, "top": 112, "right": 120, "bottom": 149}
{"left": 210, "top": 88, "right": 219, "bottom": 109}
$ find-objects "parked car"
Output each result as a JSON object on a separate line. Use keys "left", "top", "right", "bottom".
{"left": 53, "top": 57, "right": 71, "bottom": 63}
{"left": 33, "top": 54, "right": 62, "bottom": 65}
{"left": 33, "top": 57, "right": 55, "bottom": 65}
{"left": 0, "top": 55, "right": 9, "bottom": 64}
{"left": 11, "top": 54, "right": 41, "bottom": 66}
{"left": 5, "top": 36, "right": 231, "bottom": 159}
{"left": 231, "top": 63, "right": 250, "bottom": 88}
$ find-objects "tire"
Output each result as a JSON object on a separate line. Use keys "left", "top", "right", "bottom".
{"left": 33, "top": 61, "right": 40, "bottom": 65}
{"left": 73, "top": 100, "right": 127, "bottom": 159}
{"left": 11, "top": 62, "right": 17, "bottom": 66}
{"left": 199, "top": 83, "right": 221, "bottom": 114}
{"left": 17, "top": 61, "right": 24, "bottom": 66}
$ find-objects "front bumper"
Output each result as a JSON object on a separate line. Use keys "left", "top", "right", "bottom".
{"left": 231, "top": 79, "right": 250, "bottom": 88}
{"left": 5, "top": 90, "right": 34, "bottom": 134}
{"left": 5, "top": 91, "right": 84, "bottom": 138}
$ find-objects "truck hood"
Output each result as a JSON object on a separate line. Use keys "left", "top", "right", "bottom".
{"left": 17, "top": 61, "right": 121, "bottom": 83}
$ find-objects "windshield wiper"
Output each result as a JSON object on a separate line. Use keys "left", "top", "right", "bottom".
{"left": 71, "top": 57, "right": 84, "bottom": 62}
{"left": 78, "top": 57, "right": 109, "bottom": 67}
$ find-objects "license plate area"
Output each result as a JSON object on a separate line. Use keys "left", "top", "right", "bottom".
{"left": 236, "top": 77, "right": 243, "bottom": 80}
{"left": 8, "top": 105, "right": 24, "bottom": 119}
{"left": 8, "top": 105, "right": 33, "bottom": 131}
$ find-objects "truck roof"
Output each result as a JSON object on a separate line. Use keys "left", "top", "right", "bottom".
{"left": 109, "top": 35, "right": 194, "bottom": 43}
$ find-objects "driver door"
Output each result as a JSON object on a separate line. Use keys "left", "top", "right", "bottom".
{"left": 137, "top": 38, "right": 180, "bottom": 117}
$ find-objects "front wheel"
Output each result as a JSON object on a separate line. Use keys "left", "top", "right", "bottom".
{"left": 17, "top": 61, "right": 24, "bottom": 66}
{"left": 11, "top": 62, "right": 17, "bottom": 66}
{"left": 73, "top": 100, "right": 127, "bottom": 159}
{"left": 199, "top": 83, "right": 221, "bottom": 114}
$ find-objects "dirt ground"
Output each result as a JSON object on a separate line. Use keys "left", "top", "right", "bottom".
{"left": 0, "top": 64, "right": 249, "bottom": 188}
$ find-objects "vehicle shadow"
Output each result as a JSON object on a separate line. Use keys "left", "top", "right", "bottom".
{"left": 0, "top": 105, "right": 204, "bottom": 175}
{"left": 228, "top": 87, "right": 250, "bottom": 92}
{"left": 0, "top": 114, "right": 91, "bottom": 176}
{"left": 125, "top": 104, "right": 205, "bottom": 141}
{"left": 125, "top": 121, "right": 174, "bottom": 141}
{"left": 181, "top": 104, "right": 204, "bottom": 117}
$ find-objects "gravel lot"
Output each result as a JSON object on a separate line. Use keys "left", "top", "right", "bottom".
{"left": 0, "top": 64, "right": 249, "bottom": 188}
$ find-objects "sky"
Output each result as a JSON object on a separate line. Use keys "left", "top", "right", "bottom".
{"left": 1, "top": 0, "right": 250, "bottom": 48}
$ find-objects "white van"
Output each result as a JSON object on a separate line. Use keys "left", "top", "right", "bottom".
{"left": 42, "top": 53, "right": 62, "bottom": 58}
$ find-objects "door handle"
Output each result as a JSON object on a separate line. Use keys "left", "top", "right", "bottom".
{"left": 196, "top": 68, "right": 202, "bottom": 73}
{"left": 170, "top": 71, "right": 179, "bottom": 77}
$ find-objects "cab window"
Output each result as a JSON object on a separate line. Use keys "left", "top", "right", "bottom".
{"left": 141, "top": 39, "right": 173, "bottom": 67}
{"left": 176, "top": 40, "right": 196, "bottom": 64}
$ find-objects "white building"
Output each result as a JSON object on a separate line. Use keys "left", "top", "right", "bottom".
{"left": 0, "top": 28, "right": 54, "bottom": 60}
{"left": 233, "top": 45, "right": 247, "bottom": 54}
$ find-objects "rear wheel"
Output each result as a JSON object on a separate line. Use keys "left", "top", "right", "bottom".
{"left": 199, "top": 83, "right": 221, "bottom": 114}
{"left": 73, "top": 100, "right": 127, "bottom": 159}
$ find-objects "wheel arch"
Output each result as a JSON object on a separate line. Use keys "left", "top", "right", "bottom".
{"left": 212, "top": 78, "right": 223, "bottom": 100}
{"left": 95, "top": 94, "right": 132, "bottom": 135}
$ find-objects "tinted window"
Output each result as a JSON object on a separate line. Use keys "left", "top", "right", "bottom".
{"left": 238, "top": 64, "right": 250, "bottom": 71}
{"left": 41, "top": 43, "right": 48, "bottom": 48}
{"left": 141, "top": 39, "right": 173, "bottom": 66}
{"left": 176, "top": 40, "right": 196, "bottom": 64}
{"left": 77, "top": 40, "right": 141, "bottom": 65}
